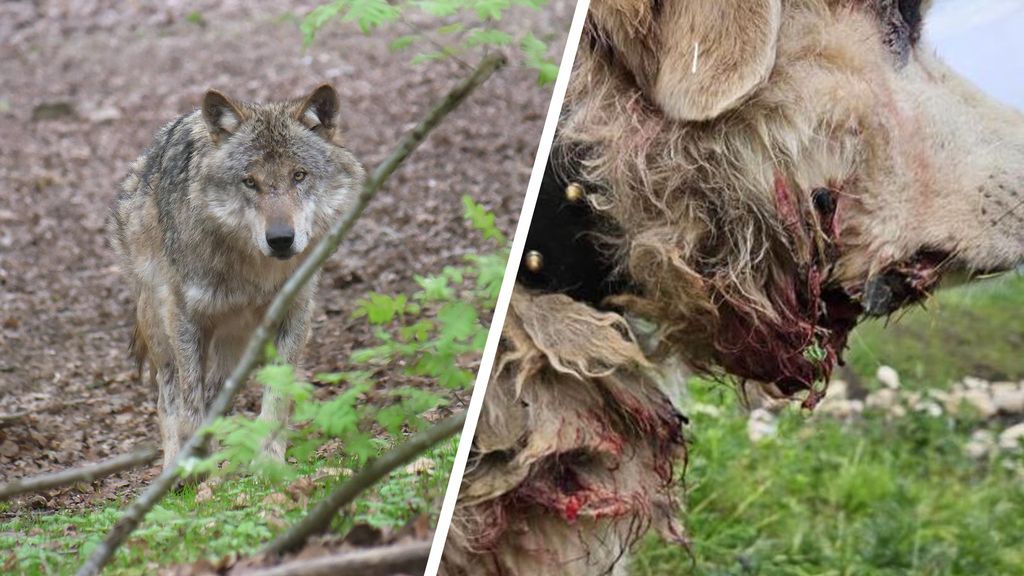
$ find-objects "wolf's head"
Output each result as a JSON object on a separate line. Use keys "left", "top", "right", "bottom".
{"left": 563, "top": 0, "right": 1024, "bottom": 398}
{"left": 197, "top": 84, "right": 365, "bottom": 261}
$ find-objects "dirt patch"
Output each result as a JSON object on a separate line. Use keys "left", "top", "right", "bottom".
{"left": 0, "top": 0, "right": 572, "bottom": 491}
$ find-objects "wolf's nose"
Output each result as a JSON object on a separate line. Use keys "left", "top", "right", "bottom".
{"left": 266, "top": 227, "right": 295, "bottom": 252}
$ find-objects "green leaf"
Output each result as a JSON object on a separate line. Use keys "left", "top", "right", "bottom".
{"left": 471, "top": 29, "right": 513, "bottom": 45}
{"left": 415, "top": 274, "right": 455, "bottom": 302}
{"left": 462, "top": 195, "right": 507, "bottom": 244}
{"left": 352, "top": 293, "right": 408, "bottom": 324}
{"left": 388, "top": 35, "right": 420, "bottom": 52}
{"left": 473, "top": 0, "right": 510, "bottom": 20}
{"left": 534, "top": 61, "right": 559, "bottom": 86}
{"left": 465, "top": 250, "right": 509, "bottom": 300}
{"left": 411, "top": 51, "right": 449, "bottom": 65}
{"left": 437, "top": 23, "right": 464, "bottom": 34}
{"left": 439, "top": 364, "right": 473, "bottom": 388}
{"left": 377, "top": 405, "right": 408, "bottom": 435}
{"left": 437, "top": 301, "right": 479, "bottom": 341}
{"left": 300, "top": 1, "right": 349, "bottom": 49}
{"left": 410, "top": 0, "right": 460, "bottom": 17}
{"left": 442, "top": 266, "right": 465, "bottom": 284}
{"left": 520, "top": 32, "right": 559, "bottom": 86}
{"left": 342, "top": 0, "right": 402, "bottom": 35}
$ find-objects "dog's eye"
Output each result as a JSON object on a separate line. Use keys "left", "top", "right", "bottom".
{"left": 293, "top": 171, "right": 307, "bottom": 182}
{"left": 242, "top": 177, "right": 256, "bottom": 189}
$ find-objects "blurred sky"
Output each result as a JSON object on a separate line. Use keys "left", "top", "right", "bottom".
{"left": 927, "top": 0, "right": 1024, "bottom": 111}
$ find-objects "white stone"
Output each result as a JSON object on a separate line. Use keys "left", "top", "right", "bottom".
{"left": 876, "top": 366, "right": 901, "bottom": 390}
{"left": 866, "top": 388, "right": 899, "bottom": 411}
{"left": 999, "top": 423, "right": 1024, "bottom": 451}
{"left": 818, "top": 398, "right": 863, "bottom": 419}
{"left": 951, "top": 389, "right": 998, "bottom": 419}
{"left": 965, "top": 430, "right": 996, "bottom": 459}
{"left": 829, "top": 379, "right": 849, "bottom": 400}
{"left": 962, "top": 376, "right": 990, "bottom": 392}
{"left": 991, "top": 383, "right": 1024, "bottom": 414}
{"left": 747, "top": 408, "right": 778, "bottom": 443}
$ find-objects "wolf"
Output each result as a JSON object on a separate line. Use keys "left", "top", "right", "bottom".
{"left": 442, "top": 0, "right": 1024, "bottom": 574}
{"left": 110, "top": 85, "right": 365, "bottom": 469}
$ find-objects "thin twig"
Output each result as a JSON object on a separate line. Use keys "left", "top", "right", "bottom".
{"left": 0, "top": 445, "right": 157, "bottom": 501}
{"left": 0, "top": 411, "right": 27, "bottom": 426}
{"left": 263, "top": 412, "right": 466, "bottom": 557}
{"left": 238, "top": 541, "right": 431, "bottom": 576}
{"left": 74, "top": 53, "right": 505, "bottom": 576}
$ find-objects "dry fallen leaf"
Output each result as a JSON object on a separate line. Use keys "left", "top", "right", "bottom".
{"left": 194, "top": 482, "right": 214, "bottom": 504}
{"left": 393, "top": 514, "right": 433, "bottom": 542}
{"left": 404, "top": 457, "right": 435, "bottom": 475}
{"left": 342, "top": 523, "right": 384, "bottom": 547}
{"left": 265, "top": 514, "right": 287, "bottom": 532}
{"left": 311, "top": 467, "right": 353, "bottom": 482}
{"left": 287, "top": 477, "right": 314, "bottom": 501}
{"left": 262, "top": 492, "right": 287, "bottom": 506}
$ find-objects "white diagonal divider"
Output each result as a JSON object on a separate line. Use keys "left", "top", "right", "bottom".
{"left": 423, "top": 1, "right": 593, "bottom": 573}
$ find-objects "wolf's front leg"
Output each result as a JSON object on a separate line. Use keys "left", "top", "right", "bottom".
{"left": 156, "top": 363, "right": 183, "bottom": 469}
{"left": 259, "top": 294, "right": 315, "bottom": 461}
{"left": 167, "top": 308, "right": 209, "bottom": 454}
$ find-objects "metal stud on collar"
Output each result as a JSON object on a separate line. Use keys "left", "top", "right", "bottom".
{"left": 524, "top": 250, "right": 544, "bottom": 273}
{"left": 565, "top": 182, "right": 585, "bottom": 202}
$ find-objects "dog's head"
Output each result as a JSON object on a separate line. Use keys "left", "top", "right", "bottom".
{"left": 563, "top": 0, "right": 1024, "bottom": 401}
{"left": 198, "top": 85, "right": 365, "bottom": 261}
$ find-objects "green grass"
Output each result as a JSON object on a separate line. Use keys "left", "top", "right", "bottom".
{"left": 0, "top": 437, "right": 458, "bottom": 575}
{"left": 636, "top": 386, "right": 1024, "bottom": 575}
{"left": 633, "top": 274, "right": 1024, "bottom": 575}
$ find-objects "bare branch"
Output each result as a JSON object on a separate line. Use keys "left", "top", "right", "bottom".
{"left": 263, "top": 412, "right": 466, "bottom": 557}
{"left": 74, "top": 53, "right": 505, "bottom": 576}
{"left": 237, "top": 541, "right": 431, "bottom": 576}
{"left": 0, "top": 444, "right": 157, "bottom": 501}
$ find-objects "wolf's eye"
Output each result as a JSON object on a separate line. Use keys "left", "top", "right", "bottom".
{"left": 242, "top": 177, "right": 256, "bottom": 189}
{"left": 293, "top": 171, "right": 307, "bottom": 182}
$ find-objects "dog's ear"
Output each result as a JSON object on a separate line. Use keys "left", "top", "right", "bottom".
{"left": 201, "top": 89, "right": 247, "bottom": 144}
{"left": 295, "top": 84, "right": 340, "bottom": 141}
{"left": 653, "top": 0, "right": 782, "bottom": 121}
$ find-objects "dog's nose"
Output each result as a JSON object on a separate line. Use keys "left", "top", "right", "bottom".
{"left": 266, "top": 226, "right": 295, "bottom": 253}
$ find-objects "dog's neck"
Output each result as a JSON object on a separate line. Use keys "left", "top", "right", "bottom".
{"left": 518, "top": 154, "right": 867, "bottom": 408}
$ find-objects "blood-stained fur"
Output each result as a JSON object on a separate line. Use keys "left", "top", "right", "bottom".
{"left": 442, "top": 1, "right": 1024, "bottom": 574}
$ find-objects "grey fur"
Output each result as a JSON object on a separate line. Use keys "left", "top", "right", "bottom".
{"left": 110, "top": 85, "right": 365, "bottom": 467}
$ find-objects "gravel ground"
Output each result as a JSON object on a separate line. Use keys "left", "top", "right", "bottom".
{"left": 0, "top": 0, "right": 572, "bottom": 493}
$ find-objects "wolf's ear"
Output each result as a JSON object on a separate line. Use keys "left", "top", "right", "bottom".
{"left": 653, "top": 0, "right": 782, "bottom": 122}
{"left": 202, "top": 89, "right": 247, "bottom": 144}
{"left": 295, "top": 84, "right": 340, "bottom": 140}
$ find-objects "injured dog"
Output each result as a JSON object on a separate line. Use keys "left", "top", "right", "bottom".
{"left": 441, "top": 1, "right": 1024, "bottom": 574}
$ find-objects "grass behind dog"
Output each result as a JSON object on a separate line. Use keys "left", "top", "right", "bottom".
{"left": 636, "top": 274, "right": 1024, "bottom": 576}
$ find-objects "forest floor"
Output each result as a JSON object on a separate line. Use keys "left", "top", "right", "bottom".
{"left": 0, "top": 0, "right": 573, "bottom": 573}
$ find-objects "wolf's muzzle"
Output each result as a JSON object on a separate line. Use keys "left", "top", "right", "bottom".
{"left": 266, "top": 226, "right": 295, "bottom": 259}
